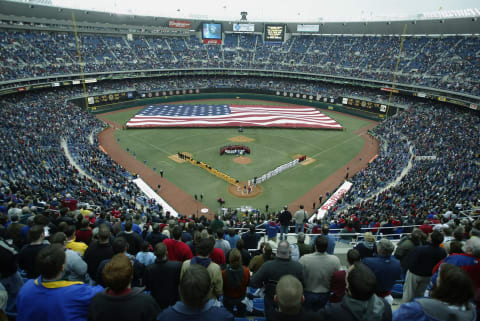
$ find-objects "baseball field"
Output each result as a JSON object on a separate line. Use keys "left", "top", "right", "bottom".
{"left": 98, "top": 99, "right": 377, "bottom": 215}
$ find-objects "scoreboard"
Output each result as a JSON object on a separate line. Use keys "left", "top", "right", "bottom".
{"left": 264, "top": 24, "right": 285, "bottom": 42}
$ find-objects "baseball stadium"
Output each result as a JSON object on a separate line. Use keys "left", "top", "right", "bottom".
{"left": 0, "top": 0, "right": 479, "bottom": 320}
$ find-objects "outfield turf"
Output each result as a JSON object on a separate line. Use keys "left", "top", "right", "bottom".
{"left": 100, "top": 99, "right": 371, "bottom": 212}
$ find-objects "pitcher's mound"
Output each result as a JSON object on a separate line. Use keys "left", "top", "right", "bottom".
{"left": 228, "top": 182, "right": 263, "bottom": 198}
{"left": 233, "top": 156, "right": 252, "bottom": 164}
{"left": 229, "top": 135, "right": 255, "bottom": 143}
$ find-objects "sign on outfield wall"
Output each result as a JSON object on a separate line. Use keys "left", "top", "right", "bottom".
{"left": 169, "top": 20, "right": 190, "bottom": 29}
{"left": 310, "top": 181, "right": 353, "bottom": 221}
{"left": 297, "top": 24, "right": 320, "bottom": 32}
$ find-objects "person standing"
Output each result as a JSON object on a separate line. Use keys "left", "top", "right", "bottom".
{"left": 16, "top": 245, "right": 103, "bottom": 321}
{"left": 294, "top": 205, "right": 308, "bottom": 234}
{"left": 299, "top": 235, "right": 341, "bottom": 311}
{"left": 250, "top": 240, "right": 304, "bottom": 320}
{"left": 143, "top": 243, "right": 182, "bottom": 310}
{"left": 402, "top": 230, "right": 446, "bottom": 303}
{"left": 88, "top": 254, "right": 160, "bottom": 321}
{"left": 278, "top": 206, "right": 292, "bottom": 241}
{"left": 363, "top": 239, "right": 401, "bottom": 304}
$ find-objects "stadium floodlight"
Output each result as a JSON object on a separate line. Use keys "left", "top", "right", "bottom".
{"left": 241, "top": 11, "right": 248, "bottom": 21}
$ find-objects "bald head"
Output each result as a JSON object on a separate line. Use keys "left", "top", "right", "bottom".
{"left": 275, "top": 275, "right": 303, "bottom": 314}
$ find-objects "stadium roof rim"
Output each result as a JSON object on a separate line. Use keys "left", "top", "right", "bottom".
{"left": 0, "top": 0, "right": 479, "bottom": 35}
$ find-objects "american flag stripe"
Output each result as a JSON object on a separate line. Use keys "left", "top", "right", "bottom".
{"left": 126, "top": 104, "right": 342, "bottom": 129}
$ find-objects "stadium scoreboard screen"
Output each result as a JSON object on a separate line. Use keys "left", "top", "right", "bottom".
{"left": 264, "top": 24, "right": 285, "bottom": 42}
{"left": 202, "top": 23, "right": 222, "bottom": 40}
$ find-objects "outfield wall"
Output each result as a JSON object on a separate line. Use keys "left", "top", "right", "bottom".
{"left": 71, "top": 91, "right": 394, "bottom": 121}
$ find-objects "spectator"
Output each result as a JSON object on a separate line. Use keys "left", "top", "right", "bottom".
{"left": 210, "top": 215, "right": 224, "bottom": 235}
{"left": 278, "top": 206, "right": 292, "bottom": 240}
{"left": 250, "top": 240, "right": 304, "bottom": 320}
{"left": 144, "top": 242, "right": 182, "bottom": 310}
{"left": 430, "top": 237, "right": 480, "bottom": 291}
{"left": 226, "top": 238, "right": 250, "bottom": 267}
{"left": 18, "top": 225, "right": 48, "bottom": 279}
{"left": 163, "top": 226, "right": 193, "bottom": 262}
{"left": 272, "top": 275, "right": 322, "bottom": 321}
{"left": 0, "top": 234, "right": 23, "bottom": 316}
{"left": 311, "top": 224, "right": 336, "bottom": 254}
{"left": 394, "top": 229, "right": 426, "bottom": 278}
{"left": 293, "top": 205, "right": 308, "bottom": 234}
{"left": 249, "top": 242, "right": 274, "bottom": 274}
{"left": 75, "top": 219, "right": 92, "bottom": 245}
{"left": 299, "top": 235, "right": 341, "bottom": 311}
{"left": 297, "top": 232, "right": 312, "bottom": 257}
{"left": 157, "top": 264, "right": 233, "bottom": 321}
{"left": 145, "top": 223, "right": 167, "bottom": 248}
{"left": 241, "top": 224, "right": 261, "bottom": 250}
{"left": 214, "top": 229, "right": 231, "bottom": 257}
{"left": 222, "top": 248, "right": 250, "bottom": 317}
{"left": 50, "top": 232, "right": 88, "bottom": 282}
{"left": 65, "top": 225, "right": 88, "bottom": 256}
{"left": 136, "top": 241, "right": 156, "bottom": 266}
{"left": 117, "top": 221, "right": 143, "bottom": 256}
{"left": 88, "top": 253, "right": 160, "bottom": 321}
{"left": 319, "top": 263, "right": 392, "bottom": 321}
{"left": 16, "top": 244, "right": 103, "bottom": 321}
{"left": 393, "top": 264, "right": 476, "bottom": 321}
{"left": 403, "top": 230, "right": 446, "bottom": 303}
{"left": 180, "top": 237, "right": 223, "bottom": 300}
{"left": 96, "top": 237, "right": 144, "bottom": 288}
{"left": 354, "top": 232, "right": 377, "bottom": 259}
{"left": 330, "top": 248, "right": 361, "bottom": 303}
{"left": 224, "top": 228, "right": 239, "bottom": 249}
{"left": 83, "top": 224, "right": 113, "bottom": 282}
{"left": 6, "top": 214, "right": 24, "bottom": 249}
{"left": 363, "top": 238, "right": 401, "bottom": 304}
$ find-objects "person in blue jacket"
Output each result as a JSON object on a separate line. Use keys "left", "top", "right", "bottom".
{"left": 16, "top": 244, "right": 103, "bottom": 321}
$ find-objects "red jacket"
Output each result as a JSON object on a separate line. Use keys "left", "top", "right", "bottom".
{"left": 163, "top": 238, "right": 193, "bottom": 262}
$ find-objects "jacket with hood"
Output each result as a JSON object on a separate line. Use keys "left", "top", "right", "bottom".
{"left": 393, "top": 298, "right": 476, "bottom": 321}
{"left": 319, "top": 294, "right": 391, "bottom": 321}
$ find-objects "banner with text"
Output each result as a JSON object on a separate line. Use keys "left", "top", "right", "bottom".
{"left": 310, "top": 181, "right": 353, "bottom": 221}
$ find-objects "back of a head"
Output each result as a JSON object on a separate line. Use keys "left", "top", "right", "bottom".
{"left": 98, "top": 224, "right": 111, "bottom": 242}
{"left": 229, "top": 248, "right": 242, "bottom": 268}
{"left": 112, "top": 236, "right": 128, "bottom": 254}
{"left": 172, "top": 226, "right": 182, "bottom": 240}
{"left": 229, "top": 228, "right": 236, "bottom": 237}
{"left": 124, "top": 221, "right": 133, "bottom": 232}
{"left": 103, "top": 254, "right": 133, "bottom": 293}
{"left": 276, "top": 240, "right": 291, "bottom": 259}
{"left": 28, "top": 224, "right": 44, "bottom": 243}
{"left": 430, "top": 230, "right": 444, "bottom": 247}
{"left": 464, "top": 237, "right": 480, "bottom": 257}
{"left": 377, "top": 238, "right": 394, "bottom": 257}
{"left": 322, "top": 224, "right": 330, "bottom": 235}
{"left": 180, "top": 264, "right": 211, "bottom": 309}
{"left": 50, "top": 232, "right": 67, "bottom": 245}
{"left": 64, "top": 225, "right": 76, "bottom": 238}
{"left": 216, "top": 230, "right": 224, "bottom": 239}
{"left": 315, "top": 235, "right": 329, "bottom": 253}
{"left": 36, "top": 244, "right": 66, "bottom": 279}
{"left": 263, "top": 243, "right": 273, "bottom": 260}
{"left": 154, "top": 242, "right": 167, "bottom": 259}
{"left": 347, "top": 263, "right": 376, "bottom": 300}
{"left": 236, "top": 238, "right": 244, "bottom": 250}
{"left": 346, "top": 248, "right": 361, "bottom": 266}
{"left": 297, "top": 232, "right": 305, "bottom": 243}
{"left": 275, "top": 275, "right": 303, "bottom": 315}
{"left": 431, "top": 263, "right": 474, "bottom": 307}
{"left": 411, "top": 228, "right": 426, "bottom": 243}
{"left": 249, "top": 224, "right": 256, "bottom": 233}
{"left": 196, "top": 237, "right": 214, "bottom": 257}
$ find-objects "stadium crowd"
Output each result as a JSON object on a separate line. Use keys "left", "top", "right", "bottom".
{"left": 0, "top": 70, "right": 478, "bottom": 320}
{"left": 0, "top": 30, "right": 479, "bottom": 96}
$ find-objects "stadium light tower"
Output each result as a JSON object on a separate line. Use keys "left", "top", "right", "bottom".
{"left": 240, "top": 11, "right": 248, "bottom": 21}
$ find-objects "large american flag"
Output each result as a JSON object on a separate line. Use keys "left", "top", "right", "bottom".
{"left": 126, "top": 104, "right": 342, "bottom": 129}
